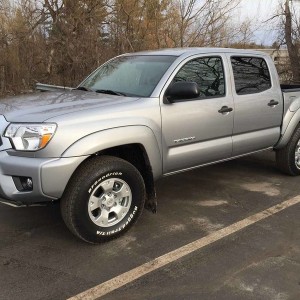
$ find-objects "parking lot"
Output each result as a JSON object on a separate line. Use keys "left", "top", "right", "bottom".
{"left": 1, "top": 151, "right": 300, "bottom": 300}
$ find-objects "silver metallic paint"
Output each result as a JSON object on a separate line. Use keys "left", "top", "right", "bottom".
{"left": 159, "top": 53, "right": 234, "bottom": 173}
{"left": 62, "top": 126, "right": 162, "bottom": 180}
{"left": 225, "top": 54, "right": 284, "bottom": 156}
{"left": 0, "top": 48, "right": 300, "bottom": 204}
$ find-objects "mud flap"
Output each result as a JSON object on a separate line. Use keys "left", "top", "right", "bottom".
{"left": 145, "top": 187, "right": 157, "bottom": 213}
{"left": 143, "top": 166, "right": 157, "bottom": 213}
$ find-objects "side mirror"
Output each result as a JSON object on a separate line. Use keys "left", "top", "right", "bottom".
{"left": 165, "top": 81, "right": 200, "bottom": 103}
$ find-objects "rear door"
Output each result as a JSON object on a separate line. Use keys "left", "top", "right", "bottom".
{"left": 161, "top": 54, "right": 234, "bottom": 174}
{"left": 228, "top": 55, "right": 283, "bottom": 156}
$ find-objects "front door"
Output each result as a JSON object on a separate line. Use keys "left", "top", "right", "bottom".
{"left": 161, "top": 54, "right": 234, "bottom": 174}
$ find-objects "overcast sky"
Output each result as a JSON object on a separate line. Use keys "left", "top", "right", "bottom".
{"left": 237, "top": 0, "right": 281, "bottom": 45}
{"left": 236, "top": 0, "right": 300, "bottom": 45}
{"left": 239, "top": 0, "right": 279, "bottom": 19}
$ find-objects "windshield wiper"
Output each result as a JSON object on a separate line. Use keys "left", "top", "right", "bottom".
{"left": 76, "top": 87, "right": 127, "bottom": 96}
{"left": 95, "top": 89, "right": 127, "bottom": 96}
{"left": 75, "top": 86, "right": 92, "bottom": 92}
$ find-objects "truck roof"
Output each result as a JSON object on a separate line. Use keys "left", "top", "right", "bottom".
{"left": 124, "top": 47, "right": 268, "bottom": 57}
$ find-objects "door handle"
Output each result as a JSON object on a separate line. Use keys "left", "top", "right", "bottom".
{"left": 268, "top": 100, "right": 279, "bottom": 107}
{"left": 218, "top": 106, "right": 233, "bottom": 114}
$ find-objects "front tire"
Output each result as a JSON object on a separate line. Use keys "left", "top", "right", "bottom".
{"left": 61, "top": 156, "right": 146, "bottom": 243}
{"left": 276, "top": 125, "right": 300, "bottom": 176}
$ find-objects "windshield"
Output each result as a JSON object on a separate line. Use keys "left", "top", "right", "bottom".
{"left": 79, "top": 55, "right": 177, "bottom": 97}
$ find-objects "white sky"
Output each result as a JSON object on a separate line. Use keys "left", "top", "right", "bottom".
{"left": 237, "top": 0, "right": 281, "bottom": 45}
{"left": 237, "top": 0, "right": 300, "bottom": 45}
{"left": 238, "top": 0, "right": 280, "bottom": 19}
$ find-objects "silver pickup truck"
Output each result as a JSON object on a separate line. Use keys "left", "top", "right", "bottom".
{"left": 1, "top": 48, "right": 300, "bottom": 243}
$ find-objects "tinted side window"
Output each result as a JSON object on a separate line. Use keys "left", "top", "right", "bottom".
{"left": 231, "top": 57, "right": 272, "bottom": 95}
{"left": 174, "top": 57, "right": 225, "bottom": 98}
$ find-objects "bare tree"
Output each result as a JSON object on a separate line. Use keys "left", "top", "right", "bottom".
{"left": 163, "top": 0, "right": 241, "bottom": 48}
{"left": 284, "top": 0, "right": 300, "bottom": 83}
{"left": 1, "top": 0, "right": 269, "bottom": 97}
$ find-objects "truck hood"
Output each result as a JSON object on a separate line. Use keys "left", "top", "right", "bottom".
{"left": 0, "top": 91, "right": 139, "bottom": 122}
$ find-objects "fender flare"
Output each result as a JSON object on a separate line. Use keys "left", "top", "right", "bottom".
{"left": 62, "top": 125, "right": 163, "bottom": 179}
{"left": 275, "top": 108, "right": 300, "bottom": 149}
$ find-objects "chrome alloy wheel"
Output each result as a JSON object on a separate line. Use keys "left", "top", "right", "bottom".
{"left": 88, "top": 178, "right": 132, "bottom": 227}
{"left": 295, "top": 139, "right": 300, "bottom": 170}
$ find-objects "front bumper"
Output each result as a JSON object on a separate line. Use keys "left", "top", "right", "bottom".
{"left": 0, "top": 151, "right": 87, "bottom": 205}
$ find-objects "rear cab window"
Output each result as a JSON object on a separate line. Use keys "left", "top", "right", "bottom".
{"left": 230, "top": 56, "right": 272, "bottom": 95}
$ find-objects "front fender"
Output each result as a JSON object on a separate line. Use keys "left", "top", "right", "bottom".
{"left": 62, "top": 126, "right": 163, "bottom": 179}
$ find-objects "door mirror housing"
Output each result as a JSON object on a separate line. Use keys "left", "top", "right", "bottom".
{"left": 165, "top": 81, "right": 200, "bottom": 103}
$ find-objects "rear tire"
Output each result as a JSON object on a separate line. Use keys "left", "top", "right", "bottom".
{"left": 276, "top": 125, "right": 300, "bottom": 176}
{"left": 61, "top": 156, "right": 146, "bottom": 243}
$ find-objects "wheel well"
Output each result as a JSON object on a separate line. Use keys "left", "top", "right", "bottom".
{"left": 95, "top": 144, "right": 157, "bottom": 213}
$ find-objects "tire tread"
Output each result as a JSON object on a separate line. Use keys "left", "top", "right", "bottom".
{"left": 276, "top": 124, "right": 300, "bottom": 176}
{"left": 60, "top": 155, "right": 145, "bottom": 243}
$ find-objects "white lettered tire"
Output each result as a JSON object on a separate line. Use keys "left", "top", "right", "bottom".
{"left": 276, "top": 124, "right": 300, "bottom": 176}
{"left": 61, "top": 156, "right": 146, "bottom": 243}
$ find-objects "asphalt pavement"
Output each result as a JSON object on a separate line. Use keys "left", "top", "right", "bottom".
{"left": 1, "top": 151, "right": 300, "bottom": 300}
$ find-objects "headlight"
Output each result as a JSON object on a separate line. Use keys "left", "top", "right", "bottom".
{"left": 4, "top": 123, "right": 57, "bottom": 151}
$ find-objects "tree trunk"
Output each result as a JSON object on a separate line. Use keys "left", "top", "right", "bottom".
{"left": 0, "top": 66, "right": 5, "bottom": 94}
{"left": 285, "top": 0, "right": 300, "bottom": 83}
